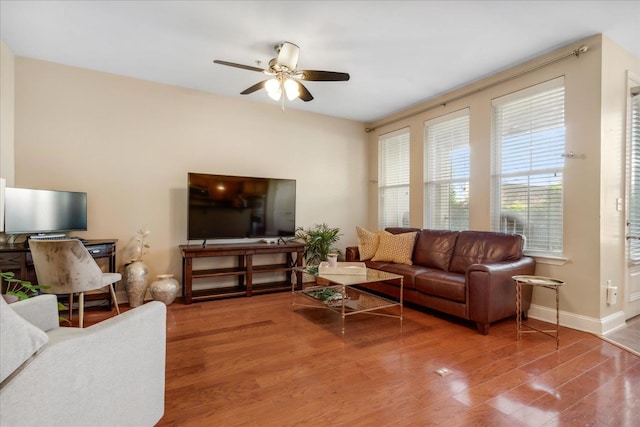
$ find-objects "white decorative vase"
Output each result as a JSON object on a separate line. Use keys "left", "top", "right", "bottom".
{"left": 149, "top": 274, "right": 179, "bottom": 306}
{"left": 125, "top": 260, "right": 149, "bottom": 307}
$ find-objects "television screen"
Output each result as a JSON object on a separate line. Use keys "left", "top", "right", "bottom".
{"left": 188, "top": 173, "right": 296, "bottom": 240}
{"left": 3, "top": 187, "right": 88, "bottom": 234}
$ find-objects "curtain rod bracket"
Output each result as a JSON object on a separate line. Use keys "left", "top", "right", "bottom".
{"left": 561, "top": 151, "right": 585, "bottom": 159}
{"left": 574, "top": 45, "right": 588, "bottom": 57}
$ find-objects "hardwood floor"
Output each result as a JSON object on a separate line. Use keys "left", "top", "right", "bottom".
{"left": 83, "top": 293, "right": 639, "bottom": 426}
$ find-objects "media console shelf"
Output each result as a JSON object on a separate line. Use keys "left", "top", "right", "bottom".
{"left": 180, "top": 242, "right": 304, "bottom": 304}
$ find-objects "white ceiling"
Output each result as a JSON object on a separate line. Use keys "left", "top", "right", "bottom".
{"left": 1, "top": 1, "right": 639, "bottom": 123}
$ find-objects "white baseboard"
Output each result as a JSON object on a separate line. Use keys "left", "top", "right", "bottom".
{"left": 527, "top": 303, "right": 626, "bottom": 335}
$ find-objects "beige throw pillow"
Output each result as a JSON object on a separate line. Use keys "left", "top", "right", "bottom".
{"left": 356, "top": 226, "right": 380, "bottom": 261}
{"left": 371, "top": 231, "right": 417, "bottom": 265}
{"left": 0, "top": 296, "right": 49, "bottom": 382}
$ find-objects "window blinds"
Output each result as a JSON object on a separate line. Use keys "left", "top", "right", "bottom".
{"left": 491, "top": 77, "right": 565, "bottom": 255}
{"left": 424, "top": 110, "right": 470, "bottom": 230}
{"left": 630, "top": 93, "right": 640, "bottom": 262}
{"left": 378, "top": 128, "right": 410, "bottom": 229}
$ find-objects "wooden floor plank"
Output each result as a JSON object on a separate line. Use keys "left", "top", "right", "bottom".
{"left": 81, "top": 292, "right": 639, "bottom": 426}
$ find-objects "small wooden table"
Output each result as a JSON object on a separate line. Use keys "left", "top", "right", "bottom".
{"left": 513, "top": 275, "right": 565, "bottom": 349}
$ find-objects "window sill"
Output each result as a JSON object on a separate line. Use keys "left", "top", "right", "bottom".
{"left": 525, "top": 253, "right": 570, "bottom": 266}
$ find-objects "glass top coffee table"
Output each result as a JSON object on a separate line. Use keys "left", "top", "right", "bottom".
{"left": 292, "top": 267, "right": 404, "bottom": 335}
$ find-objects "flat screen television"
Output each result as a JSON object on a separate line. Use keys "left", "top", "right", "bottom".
{"left": 3, "top": 187, "right": 88, "bottom": 235}
{"left": 188, "top": 173, "right": 296, "bottom": 241}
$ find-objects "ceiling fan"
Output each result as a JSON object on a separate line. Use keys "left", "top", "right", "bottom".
{"left": 214, "top": 42, "right": 350, "bottom": 104}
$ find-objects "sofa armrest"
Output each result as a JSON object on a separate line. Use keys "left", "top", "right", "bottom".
{"left": 0, "top": 301, "right": 167, "bottom": 427}
{"left": 345, "top": 246, "right": 360, "bottom": 262}
{"left": 466, "top": 257, "right": 536, "bottom": 334}
{"left": 468, "top": 257, "right": 535, "bottom": 276}
{"left": 9, "top": 294, "right": 60, "bottom": 332}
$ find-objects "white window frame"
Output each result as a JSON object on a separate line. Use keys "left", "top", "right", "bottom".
{"left": 378, "top": 128, "right": 410, "bottom": 229}
{"left": 491, "top": 77, "right": 565, "bottom": 257}
{"left": 628, "top": 87, "right": 640, "bottom": 264}
{"left": 424, "top": 109, "right": 470, "bottom": 231}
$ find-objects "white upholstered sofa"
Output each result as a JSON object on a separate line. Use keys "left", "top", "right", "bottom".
{"left": 0, "top": 294, "right": 166, "bottom": 427}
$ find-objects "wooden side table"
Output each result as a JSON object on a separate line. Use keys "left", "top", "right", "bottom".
{"left": 513, "top": 275, "right": 565, "bottom": 349}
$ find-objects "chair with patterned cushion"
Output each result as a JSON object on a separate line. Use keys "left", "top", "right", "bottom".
{"left": 28, "top": 239, "right": 121, "bottom": 327}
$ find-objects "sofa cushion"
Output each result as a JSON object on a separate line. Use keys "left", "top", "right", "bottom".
{"left": 413, "top": 230, "right": 459, "bottom": 271}
{"left": 356, "top": 226, "right": 380, "bottom": 261}
{"left": 367, "top": 262, "right": 432, "bottom": 290}
{"left": 449, "top": 231, "right": 523, "bottom": 274}
{"left": 384, "top": 227, "right": 422, "bottom": 235}
{"left": 372, "top": 231, "right": 418, "bottom": 265}
{"left": 363, "top": 260, "right": 392, "bottom": 271}
{"left": 414, "top": 270, "right": 467, "bottom": 302}
{"left": 0, "top": 296, "right": 49, "bottom": 383}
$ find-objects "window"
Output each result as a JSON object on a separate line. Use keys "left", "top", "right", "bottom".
{"left": 491, "top": 77, "right": 565, "bottom": 256}
{"left": 378, "top": 128, "right": 410, "bottom": 229}
{"left": 424, "top": 109, "right": 470, "bottom": 230}
{"left": 629, "top": 89, "right": 640, "bottom": 263}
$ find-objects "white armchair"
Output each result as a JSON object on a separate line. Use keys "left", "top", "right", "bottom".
{"left": 0, "top": 295, "right": 166, "bottom": 427}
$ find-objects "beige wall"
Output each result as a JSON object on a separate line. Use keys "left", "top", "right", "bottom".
{"left": 366, "top": 34, "right": 639, "bottom": 333}
{"left": 0, "top": 40, "right": 15, "bottom": 185}
{"left": 11, "top": 58, "right": 368, "bottom": 298}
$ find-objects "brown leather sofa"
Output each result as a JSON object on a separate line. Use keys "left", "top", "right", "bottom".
{"left": 345, "top": 228, "right": 535, "bottom": 334}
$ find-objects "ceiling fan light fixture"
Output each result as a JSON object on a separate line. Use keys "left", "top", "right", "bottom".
{"left": 268, "top": 88, "right": 282, "bottom": 101}
{"left": 277, "top": 42, "right": 299, "bottom": 71}
{"left": 265, "top": 78, "right": 282, "bottom": 100}
{"left": 284, "top": 78, "right": 299, "bottom": 100}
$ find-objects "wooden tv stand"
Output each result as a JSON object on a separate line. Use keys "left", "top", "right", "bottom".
{"left": 180, "top": 241, "right": 304, "bottom": 304}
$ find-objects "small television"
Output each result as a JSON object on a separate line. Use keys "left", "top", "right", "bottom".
{"left": 188, "top": 173, "right": 296, "bottom": 241}
{"left": 3, "top": 187, "right": 88, "bottom": 235}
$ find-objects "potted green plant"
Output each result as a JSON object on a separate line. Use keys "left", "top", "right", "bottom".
{"left": 1, "top": 271, "right": 71, "bottom": 324}
{"left": 1, "top": 271, "right": 46, "bottom": 302}
{"left": 295, "top": 223, "right": 342, "bottom": 273}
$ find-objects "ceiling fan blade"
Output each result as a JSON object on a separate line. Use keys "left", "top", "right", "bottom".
{"left": 299, "top": 70, "right": 350, "bottom": 81}
{"left": 296, "top": 81, "right": 314, "bottom": 102}
{"left": 213, "top": 60, "right": 264, "bottom": 73}
{"left": 277, "top": 42, "right": 299, "bottom": 70}
{"left": 240, "top": 81, "right": 267, "bottom": 95}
